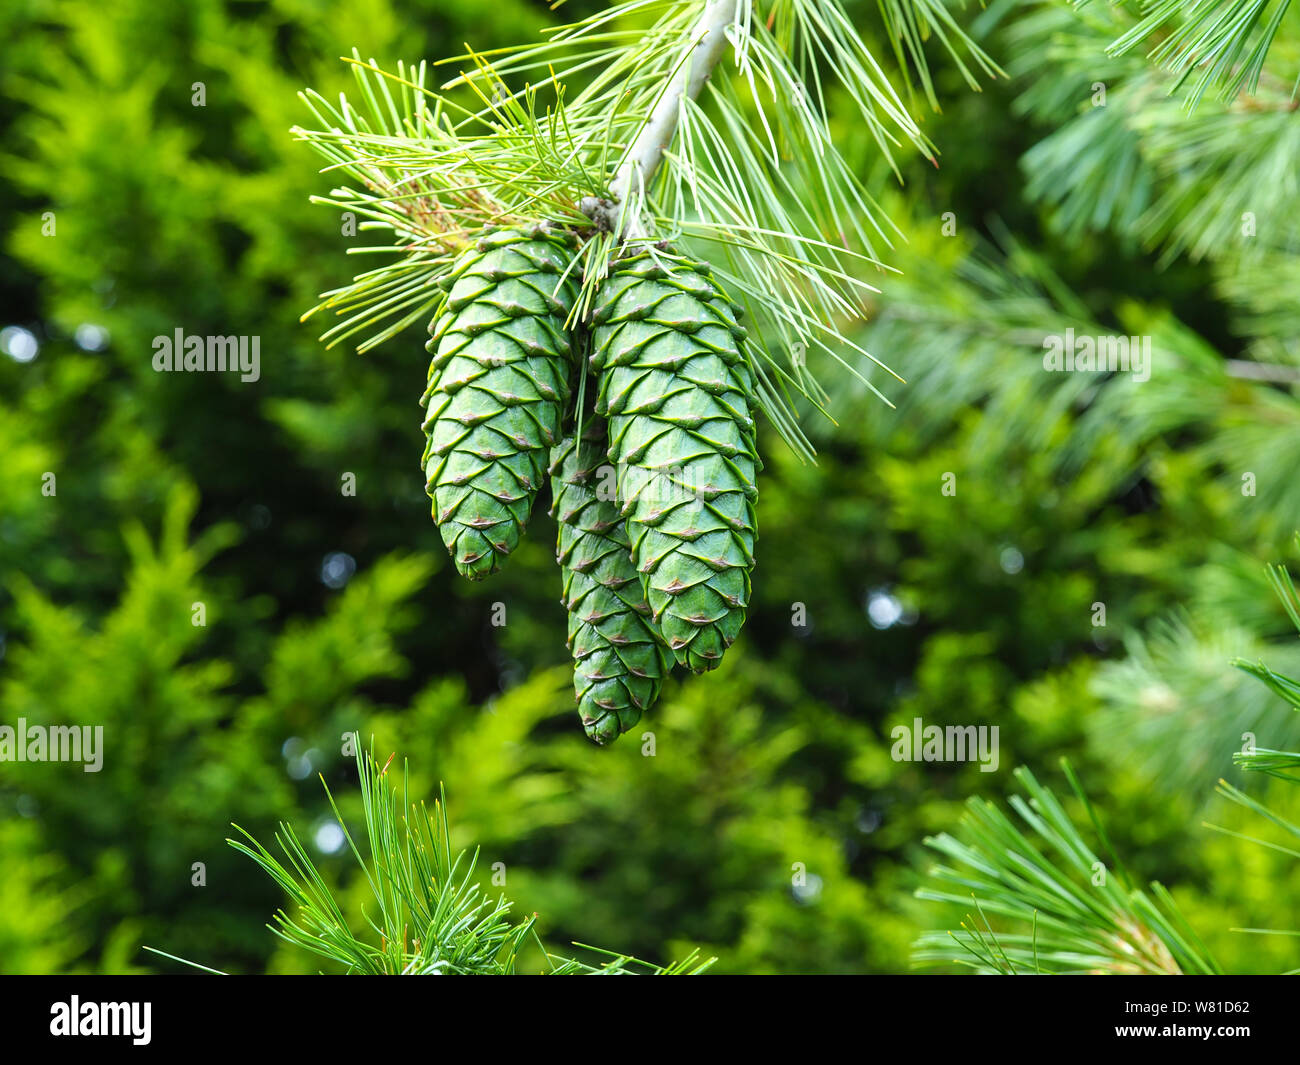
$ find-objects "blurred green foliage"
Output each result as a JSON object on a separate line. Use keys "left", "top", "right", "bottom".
{"left": 2, "top": 0, "right": 1299, "bottom": 975}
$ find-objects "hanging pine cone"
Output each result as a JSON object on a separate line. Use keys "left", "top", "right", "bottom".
{"left": 421, "top": 226, "right": 578, "bottom": 579}
{"left": 590, "top": 252, "right": 760, "bottom": 673}
{"left": 550, "top": 418, "right": 674, "bottom": 744}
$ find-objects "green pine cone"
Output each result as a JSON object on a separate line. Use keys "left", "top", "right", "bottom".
{"left": 421, "top": 226, "right": 578, "bottom": 580}
{"left": 550, "top": 419, "right": 673, "bottom": 744}
{"left": 590, "top": 252, "right": 760, "bottom": 673}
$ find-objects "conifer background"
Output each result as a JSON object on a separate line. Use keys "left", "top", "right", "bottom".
{"left": 2, "top": 0, "right": 1300, "bottom": 975}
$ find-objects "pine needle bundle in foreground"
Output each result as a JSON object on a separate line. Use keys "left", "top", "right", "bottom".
{"left": 917, "top": 551, "right": 1300, "bottom": 975}
{"left": 146, "top": 740, "right": 714, "bottom": 974}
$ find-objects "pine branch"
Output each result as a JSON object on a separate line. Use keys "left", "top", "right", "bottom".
{"left": 292, "top": 1, "right": 998, "bottom": 459}
{"left": 583, "top": 0, "right": 739, "bottom": 240}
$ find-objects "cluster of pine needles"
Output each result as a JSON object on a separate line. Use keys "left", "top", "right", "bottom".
{"left": 148, "top": 737, "right": 714, "bottom": 975}
{"left": 916, "top": 546, "right": 1300, "bottom": 975}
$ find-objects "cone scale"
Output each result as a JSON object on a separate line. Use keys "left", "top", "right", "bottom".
{"left": 421, "top": 226, "right": 578, "bottom": 579}
{"left": 590, "top": 253, "right": 760, "bottom": 672}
